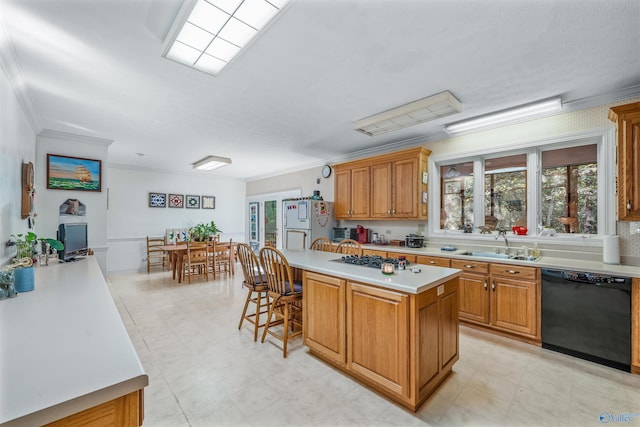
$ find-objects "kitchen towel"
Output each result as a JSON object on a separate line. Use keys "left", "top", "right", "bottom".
{"left": 603, "top": 235, "right": 620, "bottom": 265}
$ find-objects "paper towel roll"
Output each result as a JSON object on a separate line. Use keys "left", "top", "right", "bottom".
{"left": 603, "top": 235, "right": 620, "bottom": 265}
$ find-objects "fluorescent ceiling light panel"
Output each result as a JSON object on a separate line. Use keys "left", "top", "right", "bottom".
{"left": 192, "top": 155, "right": 232, "bottom": 170}
{"left": 163, "top": 0, "right": 289, "bottom": 76}
{"left": 354, "top": 91, "right": 462, "bottom": 137}
{"left": 444, "top": 98, "right": 563, "bottom": 134}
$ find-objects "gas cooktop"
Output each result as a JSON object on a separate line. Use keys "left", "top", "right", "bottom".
{"left": 335, "top": 255, "right": 410, "bottom": 269}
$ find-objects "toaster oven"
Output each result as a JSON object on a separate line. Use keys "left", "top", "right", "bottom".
{"left": 405, "top": 234, "right": 425, "bottom": 248}
{"left": 332, "top": 227, "right": 349, "bottom": 242}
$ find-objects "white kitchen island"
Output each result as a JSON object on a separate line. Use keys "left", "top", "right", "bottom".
{"left": 281, "top": 249, "right": 461, "bottom": 412}
{"left": 0, "top": 256, "right": 148, "bottom": 426}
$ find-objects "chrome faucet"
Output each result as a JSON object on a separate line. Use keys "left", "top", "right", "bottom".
{"left": 495, "top": 228, "right": 510, "bottom": 255}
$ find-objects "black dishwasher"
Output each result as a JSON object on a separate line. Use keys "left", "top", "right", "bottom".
{"left": 541, "top": 269, "right": 632, "bottom": 372}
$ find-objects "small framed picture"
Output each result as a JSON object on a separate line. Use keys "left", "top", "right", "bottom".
{"left": 186, "top": 195, "right": 200, "bottom": 209}
{"left": 202, "top": 195, "right": 215, "bottom": 209}
{"left": 168, "top": 194, "right": 184, "bottom": 208}
{"left": 149, "top": 192, "right": 166, "bottom": 208}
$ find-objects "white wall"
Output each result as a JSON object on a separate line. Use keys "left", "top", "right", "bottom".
{"left": 246, "top": 165, "right": 334, "bottom": 200}
{"left": 35, "top": 130, "right": 111, "bottom": 273}
{"left": 0, "top": 63, "right": 36, "bottom": 265}
{"left": 107, "top": 166, "right": 246, "bottom": 273}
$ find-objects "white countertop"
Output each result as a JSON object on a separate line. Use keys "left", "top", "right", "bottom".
{"left": 281, "top": 249, "right": 461, "bottom": 294}
{"left": 0, "top": 257, "right": 148, "bottom": 426}
{"left": 369, "top": 245, "right": 640, "bottom": 277}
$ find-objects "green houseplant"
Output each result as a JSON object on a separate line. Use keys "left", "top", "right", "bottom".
{"left": 9, "top": 232, "right": 64, "bottom": 293}
{"left": 188, "top": 221, "right": 222, "bottom": 242}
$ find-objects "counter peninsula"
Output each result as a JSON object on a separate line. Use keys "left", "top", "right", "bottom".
{"left": 281, "top": 249, "right": 461, "bottom": 412}
{"left": 0, "top": 256, "right": 148, "bottom": 426}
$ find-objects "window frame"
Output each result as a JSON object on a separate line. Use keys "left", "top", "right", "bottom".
{"left": 429, "top": 128, "right": 616, "bottom": 246}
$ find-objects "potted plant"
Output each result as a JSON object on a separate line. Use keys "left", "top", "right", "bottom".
{"left": 9, "top": 232, "right": 64, "bottom": 292}
{"left": 189, "top": 220, "right": 222, "bottom": 242}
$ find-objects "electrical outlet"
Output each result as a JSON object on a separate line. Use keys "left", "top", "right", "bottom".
{"left": 630, "top": 222, "right": 640, "bottom": 235}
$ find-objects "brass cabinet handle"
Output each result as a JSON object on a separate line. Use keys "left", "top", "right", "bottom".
{"left": 491, "top": 281, "right": 496, "bottom": 291}
{"left": 464, "top": 264, "right": 474, "bottom": 268}
{"left": 484, "top": 281, "right": 488, "bottom": 291}
{"left": 628, "top": 200, "right": 632, "bottom": 210}
{"left": 429, "top": 260, "right": 436, "bottom": 264}
{"left": 506, "top": 269, "right": 519, "bottom": 274}
{"left": 388, "top": 209, "right": 391, "bottom": 214}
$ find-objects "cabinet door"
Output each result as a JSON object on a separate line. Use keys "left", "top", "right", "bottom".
{"left": 371, "top": 162, "right": 392, "bottom": 218}
{"left": 458, "top": 273, "right": 489, "bottom": 324}
{"left": 632, "top": 278, "right": 640, "bottom": 374}
{"left": 490, "top": 276, "right": 537, "bottom": 337}
{"left": 304, "top": 272, "right": 346, "bottom": 365}
{"left": 350, "top": 166, "right": 371, "bottom": 219}
{"left": 393, "top": 157, "right": 419, "bottom": 218}
{"left": 618, "top": 112, "right": 640, "bottom": 220}
{"left": 347, "top": 282, "right": 409, "bottom": 397}
{"left": 334, "top": 168, "right": 352, "bottom": 219}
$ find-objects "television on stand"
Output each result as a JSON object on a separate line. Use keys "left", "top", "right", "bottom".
{"left": 58, "top": 222, "right": 88, "bottom": 262}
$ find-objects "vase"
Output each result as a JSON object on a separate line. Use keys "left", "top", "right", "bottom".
{"left": 14, "top": 266, "right": 35, "bottom": 292}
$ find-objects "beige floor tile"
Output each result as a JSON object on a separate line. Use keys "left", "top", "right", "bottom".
{"left": 107, "top": 270, "right": 640, "bottom": 427}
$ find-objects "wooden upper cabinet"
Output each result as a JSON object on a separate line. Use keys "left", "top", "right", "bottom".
{"left": 333, "top": 147, "right": 430, "bottom": 220}
{"left": 609, "top": 101, "right": 640, "bottom": 220}
{"left": 334, "top": 165, "right": 370, "bottom": 219}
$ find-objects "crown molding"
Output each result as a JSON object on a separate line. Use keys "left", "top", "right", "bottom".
{"left": 37, "top": 129, "right": 113, "bottom": 147}
{"left": 0, "top": 19, "right": 41, "bottom": 133}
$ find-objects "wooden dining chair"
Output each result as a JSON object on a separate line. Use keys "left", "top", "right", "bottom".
{"left": 259, "top": 246, "right": 303, "bottom": 358}
{"left": 209, "top": 239, "right": 232, "bottom": 279}
{"left": 336, "top": 239, "right": 362, "bottom": 256}
{"left": 310, "top": 236, "right": 333, "bottom": 252}
{"left": 182, "top": 241, "right": 208, "bottom": 283}
{"left": 146, "top": 236, "right": 168, "bottom": 273}
{"left": 236, "top": 243, "right": 269, "bottom": 341}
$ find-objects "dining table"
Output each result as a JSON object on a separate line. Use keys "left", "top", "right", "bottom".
{"left": 158, "top": 241, "right": 236, "bottom": 283}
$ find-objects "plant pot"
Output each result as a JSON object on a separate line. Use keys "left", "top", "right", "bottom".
{"left": 14, "top": 266, "right": 35, "bottom": 292}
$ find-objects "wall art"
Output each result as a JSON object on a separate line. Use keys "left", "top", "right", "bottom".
{"left": 186, "top": 195, "right": 200, "bottom": 209}
{"left": 201, "top": 195, "right": 215, "bottom": 209}
{"left": 149, "top": 192, "right": 166, "bottom": 208}
{"left": 168, "top": 194, "right": 184, "bottom": 208}
{"left": 47, "top": 154, "right": 102, "bottom": 192}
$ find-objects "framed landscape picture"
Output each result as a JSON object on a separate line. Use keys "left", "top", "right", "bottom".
{"left": 47, "top": 154, "right": 102, "bottom": 192}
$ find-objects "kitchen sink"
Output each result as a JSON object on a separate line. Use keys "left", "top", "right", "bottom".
{"left": 458, "top": 251, "right": 540, "bottom": 262}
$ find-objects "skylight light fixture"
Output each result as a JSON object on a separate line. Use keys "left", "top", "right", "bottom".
{"left": 353, "top": 91, "right": 462, "bottom": 137}
{"left": 444, "top": 98, "right": 563, "bottom": 134}
{"left": 192, "top": 155, "right": 232, "bottom": 170}
{"left": 163, "top": 0, "right": 290, "bottom": 76}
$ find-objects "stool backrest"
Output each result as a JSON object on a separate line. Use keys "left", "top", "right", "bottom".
{"left": 259, "top": 246, "right": 296, "bottom": 295}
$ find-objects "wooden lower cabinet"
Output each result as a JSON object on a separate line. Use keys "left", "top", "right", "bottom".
{"left": 633, "top": 278, "right": 640, "bottom": 374}
{"left": 44, "top": 390, "right": 144, "bottom": 427}
{"left": 362, "top": 248, "right": 387, "bottom": 257}
{"left": 304, "top": 272, "right": 346, "bottom": 366}
{"left": 304, "top": 271, "right": 459, "bottom": 411}
{"left": 452, "top": 260, "right": 540, "bottom": 341}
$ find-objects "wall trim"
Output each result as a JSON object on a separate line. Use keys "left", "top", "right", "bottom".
{"left": 37, "top": 129, "right": 113, "bottom": 147}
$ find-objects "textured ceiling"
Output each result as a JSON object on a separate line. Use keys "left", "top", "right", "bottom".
{"left": 2, "top": 0, "right": 639, "bottom": 180}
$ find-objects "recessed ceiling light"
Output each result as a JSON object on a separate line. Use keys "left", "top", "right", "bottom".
{"left": 354, "top": 91, "right": 462, "bottom": 136}
{"left": 192, "top": 155, "right": 232, "bottom": 170}
{"left": 163, "top": 0, "right": 290, "bottom": 76}
{"left": 444, "top": 98, "right": 563, "bottom": 134}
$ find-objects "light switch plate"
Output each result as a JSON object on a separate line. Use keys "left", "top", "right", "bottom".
{"left": 630, "top": 222, "right": 640, "bottom": 235}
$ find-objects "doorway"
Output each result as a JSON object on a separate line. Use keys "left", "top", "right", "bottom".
{"left": 246, "top": 189, "right": 300, "bottom": 250}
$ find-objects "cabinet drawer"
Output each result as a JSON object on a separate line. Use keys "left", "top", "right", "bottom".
{"left": 490, "top": 263, "right": 537, "bottom": 280}
{"left": 417, "top": 255, "right": 451, "bottom": 267}
{"left": 395, "top": 252, "right": 417, "bottom": 263}
{"left": 362, "top": 248, "right": 387, "bottom": 257}
{"left": 451, "top": 259, "right": 489, "bottom": 274}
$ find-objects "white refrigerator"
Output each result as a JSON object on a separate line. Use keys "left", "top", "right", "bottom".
{"left": 283, "top": 200, "right": 335, "bottom": 250}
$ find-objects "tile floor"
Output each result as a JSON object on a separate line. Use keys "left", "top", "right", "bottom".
{"left": 108, "top": 269, "right": 640, "bottom": 427}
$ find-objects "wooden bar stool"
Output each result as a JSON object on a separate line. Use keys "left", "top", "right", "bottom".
{"left": 259, "top": 246, "right": 303, "bottom": 358}
{"left": 236, "top": 243, "right": 269, "bottom": 341}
